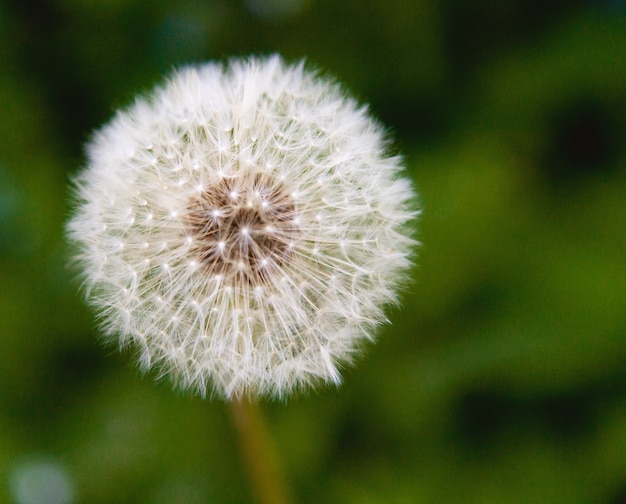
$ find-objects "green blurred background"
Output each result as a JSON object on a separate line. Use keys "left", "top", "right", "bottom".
{"left": 2, "top": 0, "right": 626, "bottom": 502}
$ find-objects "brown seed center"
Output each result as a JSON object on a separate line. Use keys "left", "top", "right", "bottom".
{"left": 187, "top": 173, "right": 298, "bottom": 286}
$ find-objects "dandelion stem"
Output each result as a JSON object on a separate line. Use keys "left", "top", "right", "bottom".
{"left": 230, "top": 396, "right": 291, "bottom": 504}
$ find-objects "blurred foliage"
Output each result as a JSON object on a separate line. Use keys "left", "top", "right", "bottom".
{"left": 1, "top": 0, "right": 626, "bottom": 503}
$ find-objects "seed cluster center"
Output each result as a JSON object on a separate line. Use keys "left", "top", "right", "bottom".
{"left": 188, "top": 173, "right": 299, "bottom": 286}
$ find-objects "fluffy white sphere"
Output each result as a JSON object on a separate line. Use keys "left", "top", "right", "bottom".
{"left": 67, "top": 55, "right": 417, "bottom": 399}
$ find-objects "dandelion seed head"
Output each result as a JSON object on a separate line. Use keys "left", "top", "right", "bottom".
{"left": 67, "top": 54, "right": 418, "bottom": 399}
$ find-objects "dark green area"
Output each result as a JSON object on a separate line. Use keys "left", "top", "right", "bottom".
{"left": 1, "top": 1, "right": 626, "bottom": 502}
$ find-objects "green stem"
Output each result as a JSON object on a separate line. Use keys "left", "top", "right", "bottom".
{"left": 230, "top": 396, "right": 291, "bottom": 504}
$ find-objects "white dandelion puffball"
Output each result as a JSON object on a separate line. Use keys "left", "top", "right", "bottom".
{"left": 68, "top": 55, "right": 417, "bottom": 399}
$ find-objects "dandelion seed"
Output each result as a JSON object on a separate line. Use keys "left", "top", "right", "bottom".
{"left": 67, "top": 54, "right": 418, "bottom": 399}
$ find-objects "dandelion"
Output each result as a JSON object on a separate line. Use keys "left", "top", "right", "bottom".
{"left": 67, "top": 55, "right": 417, "bottom": 399}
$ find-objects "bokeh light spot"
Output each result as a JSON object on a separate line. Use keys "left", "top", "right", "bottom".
{"left": 9, "top": 456, "right": 76, "bottom": 504}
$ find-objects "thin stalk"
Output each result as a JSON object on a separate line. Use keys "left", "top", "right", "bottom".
{"left": 230, "top": 396, "right": 291, "bottom": 504}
